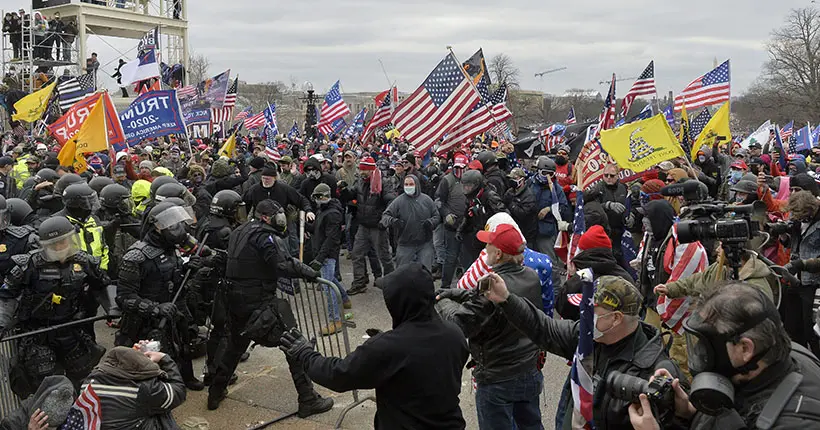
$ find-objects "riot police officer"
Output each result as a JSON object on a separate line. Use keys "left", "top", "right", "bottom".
{"left": 207, "top": 199, "right": 332, "bottom": 417}
{"left": 55, "top": 183, "right": 109, "bottom": 271}
{"left": 0, "top": 195, "right": 37, "bottom": 277}
{"left": 98, "top": 183, "right": 140, "bottom": 280}
{"left": 7, "top": 197, "right": 40, "bottom": 228}
{"left": 0, "top": 216, "right": 113, "bottom": 397}
{"left": 115, "top": 201, "right": 205, "bottom": 390}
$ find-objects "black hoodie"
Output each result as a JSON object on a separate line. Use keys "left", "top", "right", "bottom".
{"left": 556, "top": 247, "right": 634, "bottom": 320}
{"left": 638, "top": 200, "right": 675, "bottom": 302}
{"left": 297, "top": 263, "right": 469, "bottom": 429}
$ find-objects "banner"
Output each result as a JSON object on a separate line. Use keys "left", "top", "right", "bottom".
{"left": 137, "top": 26, "right": 159, "bottom": 56}
{"left": 118, "top": 90, "right": 187, "bottom": 149}
{"left": 47, "top": 92, "right": 126, "bottom": 149}
{"left": 12, "top": 81, "right": 56, "bottom": 123}
{"left": 600, "top": 114, "right": 685, "bottom": 173}
{"left": 179, "top": 70, "right": 231, "bottom": 113}
{"left": 740, "top": 120, "right": 771, "bottom": 149}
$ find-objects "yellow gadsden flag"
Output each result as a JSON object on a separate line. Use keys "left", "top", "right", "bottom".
{"left": 691, "top": 103, "right": 732, "bottom": 160}
{"left": 218, "top": 132, "right": 237, "bottom": 158}
{"left": 12, "top": 80, "right": 57, "bottom": 123}
{"left": 599, "top": 113, "right": 685, "bottom": 173}
{"left": 57, "top": 97, "right": 108, "bottom": 173}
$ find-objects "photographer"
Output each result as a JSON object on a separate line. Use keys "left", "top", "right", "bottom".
{"left": 630, "top": 283, "right": 820, "bottom": 429}
{"left": 484, "top": 272, "right": 682, "bottom": 428}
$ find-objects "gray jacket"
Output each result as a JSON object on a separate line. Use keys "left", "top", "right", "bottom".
{"left": 380, "top": 174, "right": 440, "bottom": 246}
{"left": 794, "top": 215, "right": 820, "bottom": 286}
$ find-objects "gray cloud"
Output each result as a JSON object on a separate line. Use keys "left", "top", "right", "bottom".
{"left": 86, "top": 0, "right": 807, "bottom": 99}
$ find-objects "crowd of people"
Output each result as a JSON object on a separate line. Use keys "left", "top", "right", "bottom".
{"left": 0, "top": 122, "right": 817, "bottom": 429}
{"left": 3, "top": 8, "right": 77, "bottom": 62}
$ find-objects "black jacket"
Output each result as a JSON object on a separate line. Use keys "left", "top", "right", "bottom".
{"left": 504, "top": 184, "right": 538, "bottom": 245}
{"left": 296, "top": 263, "right": 469, "bottom": 429}
{"left": 436, "top": 262, "right": 541, "bottom": 384}
{"left": 484, "top": 166, "right": 508, "bottom": 195}
{"left": 556, "top": 247, "right": 634, "bottom": 320}
{"left": 499, "top": 293, "right": 680, "bottom": 429}
{"left": 311, "top": 198, "right": 344, "bottom": 262}
{"left": 586, "top": 181, "right": 628, "bottom": 243}
{"left": 244, "top": 181, "right": 311, "bottom": 216}
{"left": 340, "top": 177, "right": 395, "bottom": 229}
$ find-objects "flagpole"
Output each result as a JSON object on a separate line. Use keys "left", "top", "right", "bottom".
{"left": 101, "top": 91, "right": 112, "bottom": 177}
{"left": 446, "top": 46, "right": 504, "bottom": 138}
{"left": 378, "top": 59, "right": 394, "bottom": 90}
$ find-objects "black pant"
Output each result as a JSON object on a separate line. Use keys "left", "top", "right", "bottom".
{"left": 10, "top": 33, "right": 21, "bottom": 58}
{"left": 209, "top": 302, "right": 318, "bottom": 402}
{"left": 781, "top": 287, "right": 820, "bottom": 356}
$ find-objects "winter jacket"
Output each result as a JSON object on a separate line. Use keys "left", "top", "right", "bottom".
{"left": 586, "top": 180, "right": 628, "bottom": 243}
{"left": 484, "top": 165, "right": 507, "bottom": 196}
{"left": 498, "top": 294, "right": 681, "bottom": 429}
{"left": 436, "top": 262, "right": 541, "bottom": 384}
{"left": 792, "top": 211, "right": 820, "bottom": 287}
{"left": 556, "top": 247, "right": 634, "bottom": 320}
{"left": 637, "top": 201, "right": 675, "bottom": 303}
{"left": 0, "top": 376, "right": 74, "bottom": 430}
{"left": 435, "top": 172, "right": 466, "bottom": 231}
{"left": 241, "top": 169, "right": 262, "bottom": 197}
{"left": 695, "top": 157, "right": 721, "bottom": 198}
{"left": 244, "top": 181, "right": 311, "bottom": 216}
{"left": 311, "top": 198, "right": 344, "bottom": 262}
{"left": 664, "top": 256, "right": 775, "bottom": 300}
{"left": 380, "top": 175, "right": 440, "bottom": 246}
{"left": 529, "top": 176, "right": 571, "bottom": 238}
{"left": 340, "top": 177, "right": 395, "bottom": 229}
{"left": 504, "top": 184, "right": 538, "bottom": 246}
{"left": 82, "top": 347, "right": 186, "bottom": 430}
{"left": 203, "top": 171, "right": 247, "bottom": 197}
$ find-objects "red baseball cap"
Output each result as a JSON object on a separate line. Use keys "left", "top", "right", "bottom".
{"left": 730, "top": 160, "right": 748, "bottom": 170}
{"left": 476, "top": 224, "right": 524, "bottom": 255}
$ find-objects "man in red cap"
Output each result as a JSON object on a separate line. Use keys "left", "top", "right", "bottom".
{"left": 436, "top": 223, "right": 543, "bottom": 429}
{"left": 718, "top": 159, "right": 748, "bottom": 202}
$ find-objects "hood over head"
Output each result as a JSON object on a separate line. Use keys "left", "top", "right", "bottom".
{"left": 791, "top": 173, "right": 820, "bottom": 196}
{"left": 789, "top": 159, "right": 808, "bottom": 175}
{"left": 377, "top": 262, "right": 435, "bottom": 328}
{"left": 304, "top": 157, "right": 322, "bottom": 172}
{"left": 404, "top": 174, "right": 422, "bottom": 197}
{"left": 646, "top": 200, "right": 675, "bottom": 242}
{"left": 96, "top": 346, "right": 166, "bottom": 381}
{"left": 22, "top": 375, "right": 75, "bottom": 427}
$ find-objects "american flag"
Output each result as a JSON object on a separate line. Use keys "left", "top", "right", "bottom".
{"left": 317, "top": 80, "right": 351, "bottom": 135}
{"left": 263, "top": 126, "right": 280, "bottom": 161}
{"left": 234, "top": 106, "right": 253, "bottom": 122}
{"left": 211, "top": 77, "right": 238, "bottom": 124}
{"left": 59, "top": 385, "right": 101, "bottom": 430}
{"left": 57, "top": 74, "right": 95, "bottom": 111}
{"left": 689, "top": 107, "right": 712, "bottom": 142}
{"left": 244, "top": 112, "right": 266, "bottom": 130}
{"left": 540, "top": 123, "right": 567, "bottom": 152}
{"left": 363, "top": 89, "right": 395, "bottom": 142}
{"left": 393, "top": 53, "right": 483, "bottom": 155}
{"left": 780, "top": 120, "right": 794, "bottom": 142}
{"left": 344, "top": 107, "right": 367, "bottom": 139}
{"left": 620, "top": 61, "right": 656, "bottom": 118}
{"left": 287, "top": 120, "right": 303, "bottom": 144}
{"left": 597, "top": 74, "right": 617, "bottom": 135}
{"left": 570, "top": 271, "right": 595, "bottom": 428}
{"left": 773, "top": 124, "right": 789, "bottom": 170}
{"left": 656, "top": 225, "right": 708, "bottom": 334}
{"left": 176, "top": 85, "right": 197, "bottom": 99}
{"left": 566, "top": 191, "right": 585, "bottom": 277}
{"left": 674, "top": 60, "right": 731, "bottom": 111}
{"left": 263, "top": 103, "right": 278, "bottom": 135}
{"left": 566, "top": 107, "right": 577, "bottom": 125}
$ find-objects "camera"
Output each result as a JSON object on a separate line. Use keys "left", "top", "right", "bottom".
{"left": 607, "top": 371, "right": 675, "bottom": 426}
{"left": 677, "top": 202, "right": 764, "bottom": 246}
{"left": 764, "top": 220, "right": 795, "bottom": 236}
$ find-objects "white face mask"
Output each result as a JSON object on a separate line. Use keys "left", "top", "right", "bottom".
{"left": 404, "top": 186, "right": 416, "bottom": 196}
{"left": 593, "top": 312, "right": 618, "bottom": 340}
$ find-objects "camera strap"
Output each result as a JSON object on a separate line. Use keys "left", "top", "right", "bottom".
{"left": 755, "top": 371, "right": 802, "bottom": 429}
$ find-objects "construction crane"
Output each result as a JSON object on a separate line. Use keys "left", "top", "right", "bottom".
{"left": 534, "top": 67, "right": 567, "bottom": 78}
{"left": 599, "top": 76, "right": 637, "bottom": 85}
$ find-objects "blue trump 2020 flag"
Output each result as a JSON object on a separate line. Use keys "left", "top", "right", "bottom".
{"left": 118, "top": 90, "right": 187, "bottom": 149}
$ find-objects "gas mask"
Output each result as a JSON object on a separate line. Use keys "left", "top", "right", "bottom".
{"left": 265, "top": 210, "right": 288, "bottom": 235}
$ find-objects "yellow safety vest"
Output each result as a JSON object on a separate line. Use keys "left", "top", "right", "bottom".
{"left": 12, "top": 154, "right": 31, "bottom": 184}
{"left": 67, "top": 215, "right": 109, "bottom": 271}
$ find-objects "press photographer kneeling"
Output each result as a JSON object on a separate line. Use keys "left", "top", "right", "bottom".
{"left": 629, "top": 283, "right": 820, "bottom": 429}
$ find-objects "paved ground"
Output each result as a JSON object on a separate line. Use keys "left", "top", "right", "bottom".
{"left": 96, "top": 254, "right": 570, "bottom": 429}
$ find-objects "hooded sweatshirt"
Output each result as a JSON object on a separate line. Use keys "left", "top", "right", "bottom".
{"left": 638, "top": 200, "right": 675, "bottom": 302}
{"left": 0, "top": 376, "right": 75, "bottom": 430}
{"left": 556, "top": 247, "right": 634, "bottom": 320}
{"left": 297, "top": 263, "right": 469, "bottom": 429}
{"left": 380, "top": 174, "right": 440, "bottom": 245}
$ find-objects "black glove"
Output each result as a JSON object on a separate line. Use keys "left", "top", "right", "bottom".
{"left": 210, "top": 252, "right": 227, "bottom": 267}
{"left": 296, "top": 259, "right": 319, "bottom": 280}
{"left": 308, "top": 259, "right": 323, "bottom": 271}
{"left": 187, "top": 255, "right": 203, "bottom": 271}
{"left": 785, "top": 260, "right": 803, "bottom": 275}
{"left": 603, "top": 201, "right": 626, "bottom": 215}
{"left": 365, "top": 328, "right": 383, "bottom": 337}
{"left": 394, "top": 218, "right": 406, "bottom": 231}
{"left": 455, "top": 231, "right": 463, "bottom": 242}
{"left": 155, "top": 302, "right": 178, "bottom": 319}
{"left": 279, "top": 328, "right": 315, "bottom": 360}
{"left": 436, "top": 288, "right": 471, "bottom": 303}
{"left": 422, "top": 219, "right": 433, "bottom": 231}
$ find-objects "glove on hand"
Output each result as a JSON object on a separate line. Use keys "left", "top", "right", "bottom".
{"left": 308, "top": 260, "right": 323, "bottom": 271}
{"left": 445, "top": 214, "right": 457, "bottom": 226}
{"left": 604, "top": 201, "right": 626, "bottom": 215}
{"left": 156, "top": 302, "right": 178, "bottom": 319}
{"left": 436, "top": 288, "right": 471, "bottom": 303}
{"left": 279, "top": 328, "right": 315, "bottom": 359}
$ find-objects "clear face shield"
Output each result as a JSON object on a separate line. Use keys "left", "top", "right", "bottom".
{"left": 235, "top": 203, "right": 248, "bottom": 224}
{"left": 40, "top": 230, "right": 81, "bottom": 262}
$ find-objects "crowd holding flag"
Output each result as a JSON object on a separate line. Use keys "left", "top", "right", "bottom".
{"left": 600, "top": 114, "right": 685, "bottom": 173}
{"left": 287, "top": 120, "right": 303, "bottom": 144}
{"left": 691, "top": 102, "right": 731, "bottom": 159}
{"left": 317, "top": 80, "right": 351, "bottom": 136}
{"left": 344, "top": 108, "right": 367, "bottom": 139}
{"left": 620, "top": 61, "right": 656, "bottom": 118}
{"left": 674, "top": 60, "right": 731, "bottom": 111}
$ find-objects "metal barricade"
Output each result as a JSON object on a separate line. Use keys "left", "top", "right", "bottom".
{"left": 0, "top": 339, "right": 21, "bottom": 417}
{"left": 250, "top": 277, "right": 375, "bottom": 429}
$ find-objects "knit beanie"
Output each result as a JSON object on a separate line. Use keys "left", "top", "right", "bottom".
{"left": 211, "top": 159, "right": 232, "bottom": 178}
{"left": 667, "top": 168, "right": 688, "bottom": 183}
{"left": 249, "top": 156, "right": 266, "bottom": 169}
{"left": 139, "top": 160, "right": 154, "bottom": 170}
{"left": 578, "top": 225, "right": 611, "bottom": 251}
{"left": 641, "top": 179, "right": 665, "bottom": 198}
{"left": 359, "top": 156, "right": 377, "bottom": 171}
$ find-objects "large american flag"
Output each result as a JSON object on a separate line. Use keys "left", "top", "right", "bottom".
{"left": 566, "top": 191, "right": 585, "bottom": 277}
{"left": 59, "top": 385, "right": 101, "bottom": 430}
{"left": 210, "top": 77, "right": 238, "bottom": 124}
{"left": 597, "top": 74, "right": 617, "bottom": 134}
{"left": 363, "top": 89, "right": 395, "bottom": 142}
{"left": 234, "top": 106, "right": 253, "bottom": 122}
{"left": 571, "top": 271, "right": 595, "bottom": 428}
{"left": 620, "top": 61, "right": 656, "bottom": 118}
{"left": 540, "top": 123, "right": 567, "bottom": 152}
{"left": 440, "top": 82, "right": 513, "bottom": 155}
{"left": 393, "top": 53, "right": 482, "bottom": 155}
{"left": 317, "top": 80, "right": 351, "bottom": 135}
{"left": 674, "top": 60, "right": 730, "bottom": 111}
{"left": 244, "top": 111, "right": 266, "bottom": 130}
{"left": 566, "top": 107, "right": 577, "bottom": 125}
{"left": 689, "top": 107, "right": 712, "bottom": 142}
{"left": 57, "top": 74, "right": 95, "bottom": 111}
{"left": 655, "top": 225, "right": 708, "bottom": 334}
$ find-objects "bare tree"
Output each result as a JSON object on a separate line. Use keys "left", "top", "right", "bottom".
{"left": 489, "top": 53, "right": 521, "bottom": 88}
{"left": 188, "top": 53, "right": 210, "bottom": 86}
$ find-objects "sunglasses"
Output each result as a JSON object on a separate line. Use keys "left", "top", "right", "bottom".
{"left": 665, "top": 178, "right": 676, "bottom": 183}
{"left": 603, "top": 173, "right": 618, "bottom": 178}
{"left": 539, "top": 170, "right": 553, "bottom": 177}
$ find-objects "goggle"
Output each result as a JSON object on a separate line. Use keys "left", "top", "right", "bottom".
{"left": 539, "top": 169, "right": 553, "bottom": 177}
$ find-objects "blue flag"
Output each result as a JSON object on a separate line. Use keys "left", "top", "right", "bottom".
{"left": 773, "top": 125, "right": 789, "bottom": 170}
{"left": 812, "top": 125, "right": 820, "bottom": 148}
{"left": 794, "top": 123, "right": 812, "bottom": 153}
{"left": 663, "top": 105, "right": 675, "bottom": 128}
{"left": 263, "top": 103, "right": 278, "bottom": 135}
{"left": 344, "top": 108, "right": 367, "bottom": 139}
{"left": 118, "top": 90, "right": 187, "bottom": 149}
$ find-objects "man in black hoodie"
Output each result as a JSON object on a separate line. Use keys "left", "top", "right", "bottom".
{"left": 280, "top": 263, "right": 469, "bottom": 429}
{"left": 300, "top": 156, "right": 338, "bottom": 211}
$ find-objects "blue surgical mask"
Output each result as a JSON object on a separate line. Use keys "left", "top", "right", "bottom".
{"left": 730, "top": 171, "right": 742, "bottom": 181}
{"left": 404, "top": 186, "right": 416, "bottom": 196}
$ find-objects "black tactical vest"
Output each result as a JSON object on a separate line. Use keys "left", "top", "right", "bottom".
{"left": 226, "top": 221, "right": 277, "bottom": 282}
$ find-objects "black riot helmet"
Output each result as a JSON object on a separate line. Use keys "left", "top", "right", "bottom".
{"left": 256, "top": 198, "right": 287, "bottom": 235}
{"left": 210, "top": 190, "right": 247, "bottom": 224}
{"left": 34, "top": 168, "right": 59, "bottom": 184}
{"left": 62, "top": 183, "right": 99, "bottom": 220}
{"left": 0, "top": 195, "right": 8, "bottom": 230}
{"left": 6, "top": 198, "right": 33, "bottom": 226}
{"left": 536, "top": 156, "right": 556, "bottom": 173}
{"left": 149, "top": 176, "right": 177, "bottom": 200}
{"left": 477, "top": 151, "right": 498, "bottom": 170}
{"left": 99, "top": 183, "right": 134, "bottom": 216}
{"left": 155, "top": 182, "right": 196, "bottom": 207}
{"left": 88, "top": 176, "right": 115, "bottom": 195}
{"left": 146, "top": 201, "right": 193, "bottom": 247}
{"left": 53, "top": 173, "right": 85, "bottom": 196}
{"left": 461, "top": 169, "right": 485, "bottom": 197}
{"left": 38, "top": 216, "right": 80, "bottom": 262}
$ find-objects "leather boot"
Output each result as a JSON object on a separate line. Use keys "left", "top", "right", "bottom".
{"left": 298, "top": 396, "right": 334, "bottom": 418}
{"left": 179, "top": 359, "right": 204, "bottom": 391}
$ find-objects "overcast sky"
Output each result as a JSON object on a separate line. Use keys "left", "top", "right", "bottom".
{"left": 87, "top": 0, "right": 810, "bottom": 97}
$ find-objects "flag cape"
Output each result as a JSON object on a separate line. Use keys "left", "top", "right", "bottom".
{"left": 12, "top": 81, "right": 57, "bottom": 122}
{"left": 600, "top": 114, "right": 684, "bottom": 173}
{"left": 691, "top": 103, "right": 731, "bottom": 159}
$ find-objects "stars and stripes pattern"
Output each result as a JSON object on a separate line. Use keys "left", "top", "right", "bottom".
{"left": 570, "top": 271, "right": 595, "bottom": 428}
{"left": 689, "top": 107, "right": 712, "bottom": 142}
{"left": 57, "top": 74, "right": 95, "bottom": 111}
{"left": 566, "top": 107, "right": 577, "bottom": 125}
{"left": 210, "top": 79, "right": 238, "bottom": 124}
{"left": 674, "top": 60, "right": 731, "bottom": 111}
{"left": 363, "top": 89, "right": 395, "bottom": 142}
{"left": 566, "top": 191, "right": 585, "bottom": 278}
{"left": 656, "top": 225, "right": 709, "bottom": 334}
{"left": 263, "top": 126, "right": 280, "bottom": 161}
{"left": 540, "top": 123, "right": 567, "bottom": 152}
{"left": 597, "top": 74, "right": 617, "bottom": 134}
{"left": 244, "top": 112, "right": 266, "bottom": 130}
{"left": 317, "top": 80, "right": 351, "bottom": 135}
{"left": 287, "top": 120, "right": 303, "bottom": 144}
{"left": 263, "top": 103, "right": 278, "bottom": 135}
{"left": 620, "top": 61, "right": 656, "bottom": 118}
{"left": 440, "top": 82, "right": 512, "bottom": 154}
{"left": 234, "top": 106, "right": 253, "bottom": 122}
{"left": 393, "top": 53, "right": 483, "bottom": 155}
{"left": 344, "top": 107, "right": 367, "bottom": 139}
{"left": 176, "top": 85, "right": 196, "bottom": 99}
{"left": 773, "top": 124, "right": 789, "bottom": 171}
{"left": 59, "top": 385, "right": 101, "bottom": 430}
{"left": 780, "top": 120, "right": 794, "bottom": 142}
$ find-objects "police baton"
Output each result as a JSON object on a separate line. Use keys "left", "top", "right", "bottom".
{"left": 0, "top": 314, "right": 111, "bottom": 342}
{"left": 157, "top": 232, "right": 210, "bottom": 330}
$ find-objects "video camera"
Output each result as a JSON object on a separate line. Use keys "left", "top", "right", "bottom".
{"left": 607, "top": 371, "right": 676, "bottom": 427}
{"left": 764, "top": 220, "right": 796, "bottom": 236}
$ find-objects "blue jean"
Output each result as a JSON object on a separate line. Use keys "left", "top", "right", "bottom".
{"left": 475, "top": 369, "right": 544, "bottom": 430}
{"left": 320, "top": 258, "right": 349, "bottom": 322}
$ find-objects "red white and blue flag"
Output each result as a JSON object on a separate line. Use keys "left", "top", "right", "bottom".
{"left": 674, "top": 60, "right": 731, "bottom": 111}
{"left": 566, "top": 107, "right": 577, "bottom": 125}
{"left": 263, "top": 103, "right": 278, "bottom": 135}
{"left": 344, "top": 107, "right": 367, "bottom": 139}
{"left": 780, "top": 120, "right": 794, "bottom": 142}
{"left": 566, "top": 191, "right": 585, "bottom": 277}
{"left": 656, "top": 225, "right": 708, "bottom": 334}
{"left": 287, "top": 120, "right": 303, "bottom": 144}
{"left": 540, "top": 123, "right": 567, "bottom": 152}
{"left": 211, "top": 77, "right": 238, "bottom": 124}
{"left": 570, "top": 268, "right": 595, "bottom": 428}
{"left": 620, "top": 61, "right": 656, "bottom": 118}
{"left": 59, "top": 385, "right": 101, "bottom": 430}
{"left": 244, "top": 111, "right": 266, "bottom": 130}
{"left": 363, "top": 88, "right": 396, "bottom": 142}
{"left": 317, "top": 80, "right": 351, "bottom": 136}
{"left": 234, "top": 106, "right": 253, "bottom": 122}
{"left": 597, "top": 74, "right": 617, "bottom": 135}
